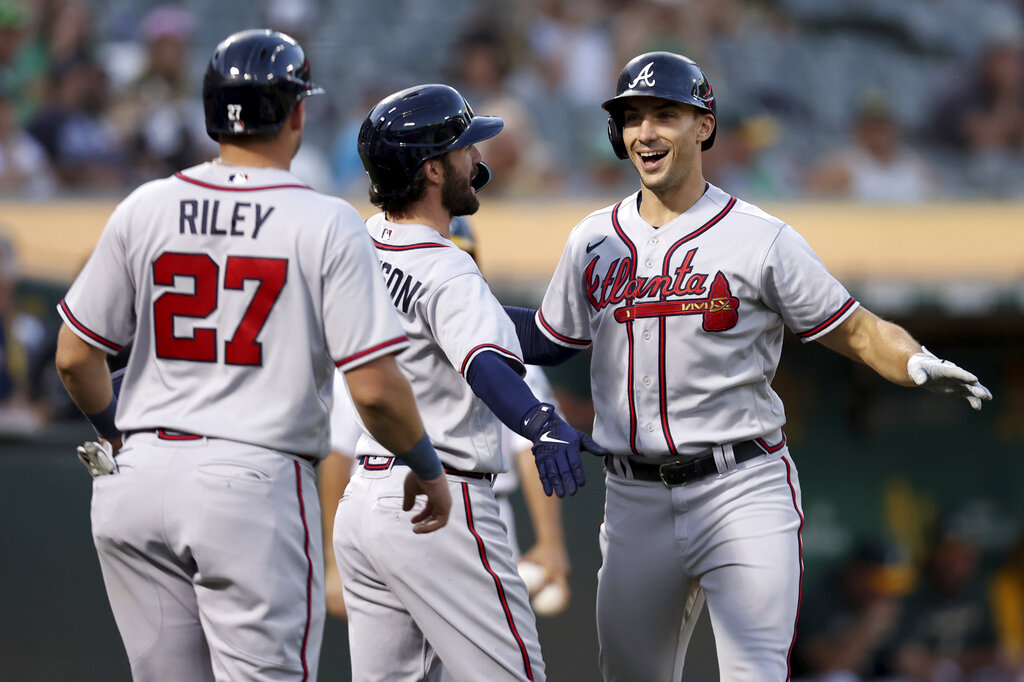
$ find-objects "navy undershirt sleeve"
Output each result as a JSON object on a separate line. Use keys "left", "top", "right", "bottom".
{"left": 466, "top": 351, "right": 541, "bottom": 438}
{"left": 503, "top": 305, "right": 579, "bottom": 366}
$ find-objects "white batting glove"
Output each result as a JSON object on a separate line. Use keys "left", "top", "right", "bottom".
{"left": 907, "top": 347, "right": 992, "bottom": 411}
{"left": 76, "top": 441, "right": 118, "bottom": 477}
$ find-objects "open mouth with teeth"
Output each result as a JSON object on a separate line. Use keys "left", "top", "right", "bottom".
{"left": 637, "top": 150, "right": 668, "bottom": 169}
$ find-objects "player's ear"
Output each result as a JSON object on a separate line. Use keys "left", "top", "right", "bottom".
{"left": 289, "top": 99, "right": 306, "bottom": 132}
{"left": 422, "top": 157, "right": 444, "bottom": 186}
{"left": 697, "top": 112, "right": 715, "bottom": 145}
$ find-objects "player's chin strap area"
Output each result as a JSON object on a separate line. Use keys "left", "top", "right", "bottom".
{"left": 606, "top": 434, "right": 785, "bottom": 487}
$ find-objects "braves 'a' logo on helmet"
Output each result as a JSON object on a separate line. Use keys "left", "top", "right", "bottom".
{"left": 627, "top": 62, "right": 657, "bottom": 89}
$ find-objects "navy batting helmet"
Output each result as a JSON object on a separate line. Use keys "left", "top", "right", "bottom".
{"left": 357, "top": 84, "right": 503, "bottom": 198}
{"left": 602, "top": 52, "right": 716, "bottom": 158}
{"left": 202, "top": 29, "right": 324, "bottom": 142}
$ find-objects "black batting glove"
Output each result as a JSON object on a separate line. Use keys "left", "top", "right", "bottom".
{"left": 522, "top": 403, "right": 610, "bottom": 498}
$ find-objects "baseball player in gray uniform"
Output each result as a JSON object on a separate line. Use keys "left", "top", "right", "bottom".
{"left": 504, "top": 52, "right": 993, "bottom": 681}
{"left": 333, "top": 83, "right": 607, "bottom": 682}
{"left": 54, "top": 30, "right": 450, "bottom": 681}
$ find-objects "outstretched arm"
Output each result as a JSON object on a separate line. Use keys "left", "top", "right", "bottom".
{"left": 817, "top": 307, "right": 992, "bottom": 409}
{"left": 466, "top": 351, "right": 609, "bottom": 497}
{"left": 504, "top": 306, "right": 579, "bottom": 366}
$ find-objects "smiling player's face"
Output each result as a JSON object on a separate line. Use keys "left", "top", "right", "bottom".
{"left": 622, "top": 97, "right": 710, "bottom": 194}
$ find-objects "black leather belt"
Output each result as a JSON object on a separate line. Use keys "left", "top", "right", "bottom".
{"left": 605, "top": 439, "right": 767, "bottom": 487}
{"left": 360, "top": 457, "right": 495, "bottom": 483}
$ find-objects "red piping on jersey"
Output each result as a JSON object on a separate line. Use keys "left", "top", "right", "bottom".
{"left": 334, "top": 335, "right": 409, "bottom": 368}
{"left": 156, "top": 429, "right": 201, "bottom": 441}
{"left": 656, "top": 316, "right": 678, "bottom": 455}
{"left": 293, "top": 461, "right": 313, "bottom": 682}
{"left": 611, "top": 201, "right": 640, "bottom": 455}
{"left": 756, "top": 430, "right": 787, "bottom": 453}
{"left": 58, "top": 299, "right": 123, "bottom": 352}
{"left": 654, "top": 196, "right": 736, "bottom": 455}
{"left": 668, "top": 195, "right": 737, "bottom": 248}
{"left": 536, "top": 309, "right": 589, "bottom": 347}
{"left": 371, "top": 239, "right": 450, "bottom": 251}
{"left": 459, "top": 343, "right": 524, "bottom": 377}
{"left": 797, "top": 297, "right": 856, "bottom": 339}
{"left": 782, "top": 455, "right": 804, "bottom": 682}
{"left": 462, "top": 482, "right": 536, "bottom": 680}
{"left": 173, "top": 172, "right": 312, "bottom": 192}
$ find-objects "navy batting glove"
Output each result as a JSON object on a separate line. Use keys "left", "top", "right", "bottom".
{"left": 522, "top": 403, "right": 610, "bottom": 498}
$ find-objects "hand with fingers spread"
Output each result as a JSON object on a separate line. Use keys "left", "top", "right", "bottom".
{"left": 907, "top": 347, "right": 993, "bottom": 411}
{"left": 403, "top": 471, "right": 452, "bottom": 534}
{"left": 522, "top": 402, "right": 611, "bottom": 498}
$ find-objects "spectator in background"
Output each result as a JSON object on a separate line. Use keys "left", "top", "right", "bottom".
{"left": 0, "top": 228, "right": 48, "bottom": 433}
{"left": 109, "top": 5, "right": 208, "bottom": 182}
{"left": 928, "top": 16, "right": 1024, "bottom": 197}
{"left": 610, "top": 0, "right": 713, "bottom": 71}
{"left": 26, "top": 55, "right": 125, "bottom": 190}
{"left": 0, "top": 85, "right": 55, "bottom": 198}
{"left": 703, "top": 111, "right": 800, "bottom": 200}
{"left": 0, "top": 1, "right": 31, "bottom": 114}
{"left": 262, "top": 0, "right": 334, "bottom": 191}
{"left": 517, "top": 0, "right": 615, "bottom": 192}
{"left": 14, "top": 0, "right": 96, "bottom": 122}
{"left": 804, "top": 94, "right": 940, "bottom": 202}
{"left": 329, "top": 86, "right": 399, "bottom": 197}
{"left": 891, "top": 524, "right": 1001, "bottom": 682}
{"left": 451, "top": 25, "right": 559, "bottom": 197}
{"left": 793, "top": 539, "right": 913, "bottom": 682}
{"left": 990, "top": 532, "right": 1024, "bottom": 678}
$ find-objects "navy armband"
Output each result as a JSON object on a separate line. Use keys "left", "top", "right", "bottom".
{"left": 84, "top": 397, "right": 119, "bottom": 440}
{"left": 396, "top": 433, "right": 443, "bottom": 480}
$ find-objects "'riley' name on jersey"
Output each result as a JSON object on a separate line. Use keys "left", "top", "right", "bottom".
{"left": 179, "top": 199, "right": 275, "bottom": 239}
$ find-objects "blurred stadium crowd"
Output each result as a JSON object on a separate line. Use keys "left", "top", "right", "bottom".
{"left": 0, "top": 0, "right": 1022, "bottom": 201}
{"left": 1, "top": 1, "right": 1023, "bottom": 681}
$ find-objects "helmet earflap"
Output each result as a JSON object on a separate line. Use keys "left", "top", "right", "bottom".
{"left": 607, "top": 114, "right": 628, "bottom": 160}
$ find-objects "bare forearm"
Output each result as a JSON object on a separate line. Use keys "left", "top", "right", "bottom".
{"left": 55, "top": 324, "right": 114, "bottom": 413}
{"left": 516, "top": 447, "right": 566, "bottom": 547}
{"left": 344, "top": 355, "right": 426, "bottom": 454}
{"left": 318, "top": 451, "right": 353, "bottom": 549}
{"left": 818, "top": 307, "right": 919, "bottom": 386}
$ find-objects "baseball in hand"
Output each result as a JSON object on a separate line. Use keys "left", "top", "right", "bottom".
{"left": 517, "top": 560, "right": 547, "bottom": 595}
{"left": 531, "top": 581, "right": 569, "bottom": 617}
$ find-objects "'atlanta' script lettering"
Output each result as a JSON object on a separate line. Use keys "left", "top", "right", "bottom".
{"left": 584, "top": 248, "right": 707, "bottom": 311}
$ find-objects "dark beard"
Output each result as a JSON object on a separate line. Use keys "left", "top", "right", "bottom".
{"left": 440, "top": 155, "right": 480, "bottom": 217}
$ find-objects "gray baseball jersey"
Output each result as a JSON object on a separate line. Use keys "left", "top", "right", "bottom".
{"left": 59, "top": 161, "right": 409, "bottom": 681}
{"left": 354, "top": 213, "right": 525, "bottom": 473}
{"left": 59, "top": 161, "right": 409, "bottom": 458}
{"left": 537, "top": 183, "right": 858, "bottom": 458}
{"left": 334, "top": 213, "right": 545, "bottom": 682}
{"left": 536, "top": 182, "right": 856, "bottom": 680}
